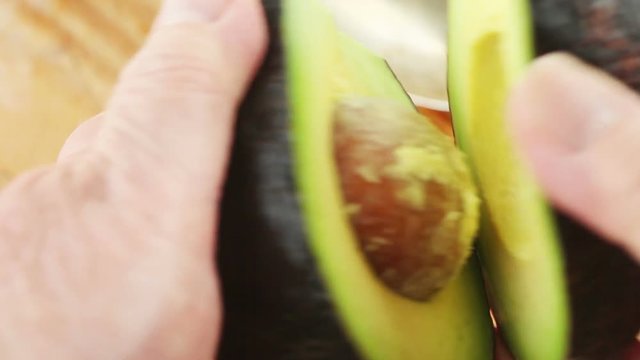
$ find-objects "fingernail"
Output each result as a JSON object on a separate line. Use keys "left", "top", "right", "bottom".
{"left": 156, "top": 0, "right": 231, "bottom": 26}
{"left": 509, "top": 53, "right": 634, "bottom": 153}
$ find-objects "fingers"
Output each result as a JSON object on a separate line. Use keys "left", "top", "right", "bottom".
{"left": 94, "top": 0, "right": 267, "bottom": 196}
{"left": 508, "top": 53, "right": 640, "bottom": 262}
{"left": 57, "top": 114, "right": 105, "bottom": 162}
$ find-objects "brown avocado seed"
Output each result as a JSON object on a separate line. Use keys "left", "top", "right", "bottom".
{"left": 333, "top": 97, "right": 480, "bottom": 301}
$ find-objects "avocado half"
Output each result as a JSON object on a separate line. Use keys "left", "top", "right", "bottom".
{"left": 281, "top": 0, "right": 492, "bottom": 358}
{"left": 448, "top": 0, "right": 569, "bottom": 359}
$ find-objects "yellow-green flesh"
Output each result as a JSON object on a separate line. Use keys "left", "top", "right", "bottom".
{"left": 448, "top": 0, "right": 569, "bottom": 359}
{"left": 283, "top": 0, "right": 493, "bottom": 359}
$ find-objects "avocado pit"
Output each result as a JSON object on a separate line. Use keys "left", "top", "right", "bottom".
{"left": 333, "top": 97, "right": 480, "bottom": 301}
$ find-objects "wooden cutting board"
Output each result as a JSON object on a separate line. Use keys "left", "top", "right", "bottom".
{"left": 0, "top": 0, "right": 161, "bottom": 188}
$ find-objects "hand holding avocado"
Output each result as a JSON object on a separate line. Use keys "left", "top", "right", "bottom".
{"left": 0, "top": 0, "right": 266, "bottom": 358}
{"left": 510, "top": 53, "right": 640, "bottom": 263}
{"left": 0, "top": 0, "right": 637, "bottom": 359}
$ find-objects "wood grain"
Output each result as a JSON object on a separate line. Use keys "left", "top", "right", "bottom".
{"left": 0, "top": 0, "right": 160, "bottom": 188}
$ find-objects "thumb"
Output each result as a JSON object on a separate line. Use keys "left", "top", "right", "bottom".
{"left": 75, "top": 0, "right": 267, "bottom": 197}
{"left": 509, "top": 53, "right": 640, "bottom": 262}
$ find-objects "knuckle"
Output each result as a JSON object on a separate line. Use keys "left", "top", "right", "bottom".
{"left": 122, "top": 26, "right": 233, "bottom": 98}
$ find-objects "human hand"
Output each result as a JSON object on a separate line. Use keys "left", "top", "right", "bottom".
{"left": 0, "top": 0, "right": 266, "bottom": 358}
{"left": 509, "top": 53, "right": 640, "bottom": 263}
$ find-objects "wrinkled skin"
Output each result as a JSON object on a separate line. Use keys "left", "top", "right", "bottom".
{"left": 0, "top": 0, "right": 267, "bottom": 358}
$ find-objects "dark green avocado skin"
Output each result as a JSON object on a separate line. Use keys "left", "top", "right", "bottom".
{"left": 534, "top": 0, "right": 640, "bottom": 91}
{"left": 216, "top": 1, "right": 639, "bottom": 359}
{"left": 216, "top": 2, "right": 359, "bottom": 359}
{"left": 534, "top": 1, "right": 640, "bottom": 359}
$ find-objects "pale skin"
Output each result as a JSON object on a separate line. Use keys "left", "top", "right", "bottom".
{"left": 0, "top": 0, "right": 637, "bottom": 359}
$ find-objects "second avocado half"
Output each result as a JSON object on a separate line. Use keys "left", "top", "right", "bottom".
{"left": 448, "top": 0, "right": 569, "bottom": 359}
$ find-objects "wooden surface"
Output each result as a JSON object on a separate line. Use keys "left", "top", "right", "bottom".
{"left": 0, "top": 0, "right": 160, "bottom": 188}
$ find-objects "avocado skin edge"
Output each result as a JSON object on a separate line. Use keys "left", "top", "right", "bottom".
{"left": 533, "top": 1, "right": 640, "bottom": 358}
{"left": 216, "top": 0, "right": 640, "bottom": 359}
{"left": 217, "top": 2, "right": 359, "bottom": 359}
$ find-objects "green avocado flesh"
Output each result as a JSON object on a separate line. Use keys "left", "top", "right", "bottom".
{"left": 448, "top": 0, "right": 570, "bottom": 359}
{"left": 283, "top": 0, "right": 493, "bottom": 359}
